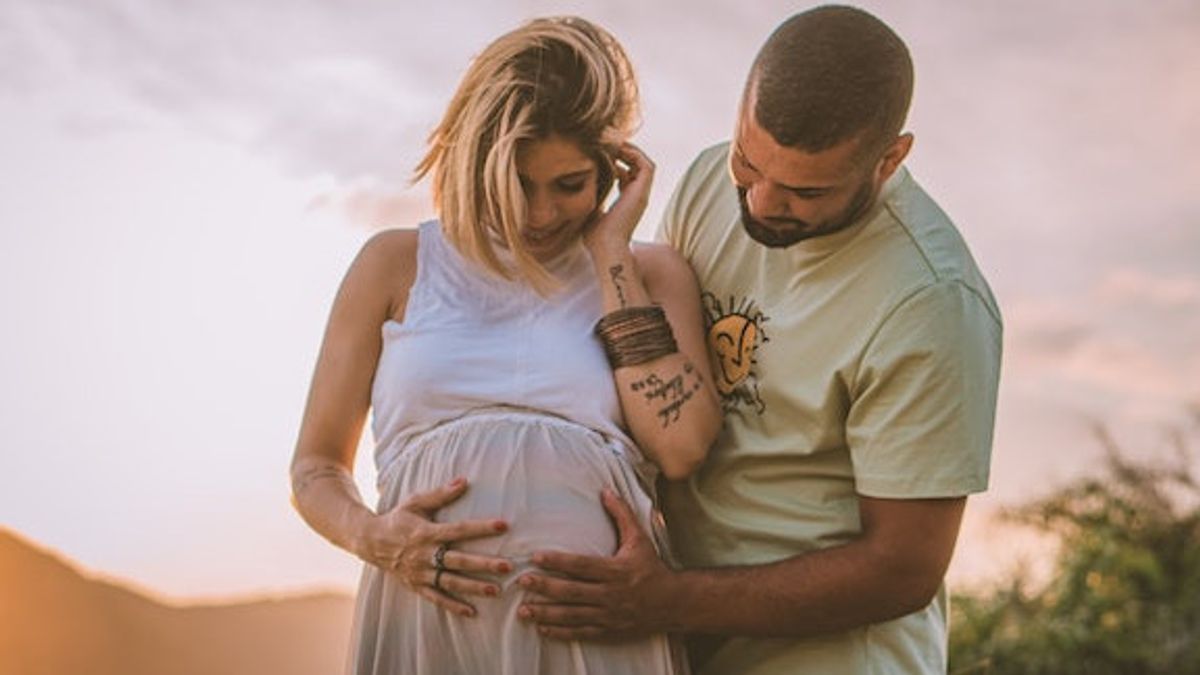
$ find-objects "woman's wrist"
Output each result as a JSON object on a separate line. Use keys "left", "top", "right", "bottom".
{"left": 593, "top": 252, "right": 651, "bottom": 310}
{"left": 345, "top": 505, "right": 384, "bottom": 561}
{"left": 585, "top": 232, "right": 633, "bottom": 261}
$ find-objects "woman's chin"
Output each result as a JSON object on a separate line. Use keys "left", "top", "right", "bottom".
{"left": 522, "top": 233, "right": 576, "bottom": 261}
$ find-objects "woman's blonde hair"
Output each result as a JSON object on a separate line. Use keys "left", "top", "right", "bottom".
{"left": 414, "top": 16, "right": 639, "bottom": 292}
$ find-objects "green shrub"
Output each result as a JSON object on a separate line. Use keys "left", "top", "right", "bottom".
{"left": 949, "top": 422, "right": 1200, "bottom": 675}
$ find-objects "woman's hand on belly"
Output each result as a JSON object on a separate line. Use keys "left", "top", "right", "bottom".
{"left": 359, "top": 477, "right": 515, "bottom": 617}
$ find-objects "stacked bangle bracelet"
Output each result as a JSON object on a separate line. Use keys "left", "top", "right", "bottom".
{"left": 594, "top": 305, "right": 678, "bottom": 369}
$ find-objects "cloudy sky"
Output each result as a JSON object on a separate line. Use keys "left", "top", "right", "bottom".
{"left": 2, "top": 0, "right": 1197, "bottom": 600}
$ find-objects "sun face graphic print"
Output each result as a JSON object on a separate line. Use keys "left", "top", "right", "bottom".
{"left": 702, "top": 291, "right": 769, "bottom": 414}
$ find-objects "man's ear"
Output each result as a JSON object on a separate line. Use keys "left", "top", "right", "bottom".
{"left": 875, "top": 132, "right": 914, "bottom": 185}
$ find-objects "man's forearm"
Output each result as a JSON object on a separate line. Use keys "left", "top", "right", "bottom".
{"left": 521, "top": 494, "right": 963, "bottom": 641}
{"left": 662, "top": 539, "right": 938, "bottom": 637}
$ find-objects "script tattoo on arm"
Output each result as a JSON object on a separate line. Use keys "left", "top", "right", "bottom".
{"left": 609, "top": 264, "right": 628, "bottom": 309}
{"left": 292, "top": 463, "right": 357, "bottom": 496}
{"left": 629, "top": 360, "right": 705, "bottom": 427}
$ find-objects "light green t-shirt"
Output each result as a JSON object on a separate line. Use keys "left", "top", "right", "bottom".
{"left": 656, "top": 143, "right": 1003, "bottom": 675}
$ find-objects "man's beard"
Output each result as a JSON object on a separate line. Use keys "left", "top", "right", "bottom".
{"left": 738, "top": 178, "right": 876, "bottom": 249}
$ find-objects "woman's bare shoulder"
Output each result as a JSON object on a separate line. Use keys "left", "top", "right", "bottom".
{"left": 342, "top": 228, "right": 420, "bottom": 322}
{"left": 359, "top": 228, "right": 419, "bottom": 267}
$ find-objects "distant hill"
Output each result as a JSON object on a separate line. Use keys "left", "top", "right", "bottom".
{"left": 0, "top": 529, "right": 355, "bottom": 675}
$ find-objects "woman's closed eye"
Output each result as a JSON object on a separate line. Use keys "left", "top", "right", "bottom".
{"left": 556, "top": 180, "right": 587, "bottom": 193}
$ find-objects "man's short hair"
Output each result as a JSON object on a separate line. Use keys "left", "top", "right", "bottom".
{"left": 750, "top": 5, "right": 913, "bottom": 164}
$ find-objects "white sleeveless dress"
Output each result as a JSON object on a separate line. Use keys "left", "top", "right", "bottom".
{"left": 347, "top": 221, "right": 684, "bottom": 674}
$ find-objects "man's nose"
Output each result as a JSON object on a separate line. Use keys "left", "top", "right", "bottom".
{"left": 746, "top": 180, "right": 789, "bottom": 220}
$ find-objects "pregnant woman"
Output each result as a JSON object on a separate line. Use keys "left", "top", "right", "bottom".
{"left": 289, "top": 16, "right": 720, "bottom": 674}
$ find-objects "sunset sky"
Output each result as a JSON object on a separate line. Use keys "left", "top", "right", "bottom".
{"left": 2, "top": 0, "right": 1197, "bottom": 601}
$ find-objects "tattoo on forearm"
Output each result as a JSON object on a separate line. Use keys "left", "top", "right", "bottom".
{"left": 629, "top": 360, "right": 704, "bottom": 427}
{"left": 293, "top": 464, "right": 356, "bottom": 496}
{"left": 630, "top": 373, "right": 682, "bottom": 401}
{"left": 609, "top": 264, "right": 628, "bottom": 308}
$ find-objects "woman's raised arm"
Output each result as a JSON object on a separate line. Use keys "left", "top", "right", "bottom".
{"left": 585, "top": 144, "right": 722, "bottom": 479}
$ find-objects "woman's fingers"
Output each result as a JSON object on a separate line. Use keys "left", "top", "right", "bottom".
{"left": 614, "top": 143, "right": 654, "bottom": 185}
{"left": 610, "top": 143, "right": 654, "bottom": 209}
{"left": 409, "top": 565, "right": 504, "bottom": 619}
{"left": 585, "top": 143, "right": 653, "bottom": 250}
{"left": 396, "top": 479, "right": 507, "bottom": 543}
{"left": 443, "top": 548, "right": 513, "bottom": 575}
{"left": 430, "top": 568, "right": 502, "bottom": 599}
{"left": 432, "top": 517, "right": 508, "bottom": 543}
{"left": 616, "top": 142, "right": 654, "bottom": 172}
{"left": 416, "top": 585, "right": 477, "bottom": 618}
{"left": 401, "top": 477, "right": 468, "bottom": 513}
{"left": 613, "top": 163, "right": 632, "bottom": 186}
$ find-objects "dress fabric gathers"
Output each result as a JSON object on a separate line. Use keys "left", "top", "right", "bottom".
{"left": 347, "top": 221, "right": 683, "bottom": 674}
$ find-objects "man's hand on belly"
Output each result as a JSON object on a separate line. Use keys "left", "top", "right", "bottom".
{"left": 517, "top": 489, "right": 678, "bottom": 640}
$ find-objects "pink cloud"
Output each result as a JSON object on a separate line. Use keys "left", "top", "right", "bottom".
{"left": 1059, "top": 336, "right": 1194, "bottom": 399}
{"left": 1004, "top": 274, "right": 1200, "bottom": 411}
{"left": 1095, "top": 268, "right": 1200, "bottom": 308}
{"left": 307, "top": 183, "right": 432, "bottom": 230}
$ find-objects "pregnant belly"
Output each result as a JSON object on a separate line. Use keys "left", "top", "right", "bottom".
{"left": 378, "top": 410, "right": 640, "bottom": 562}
